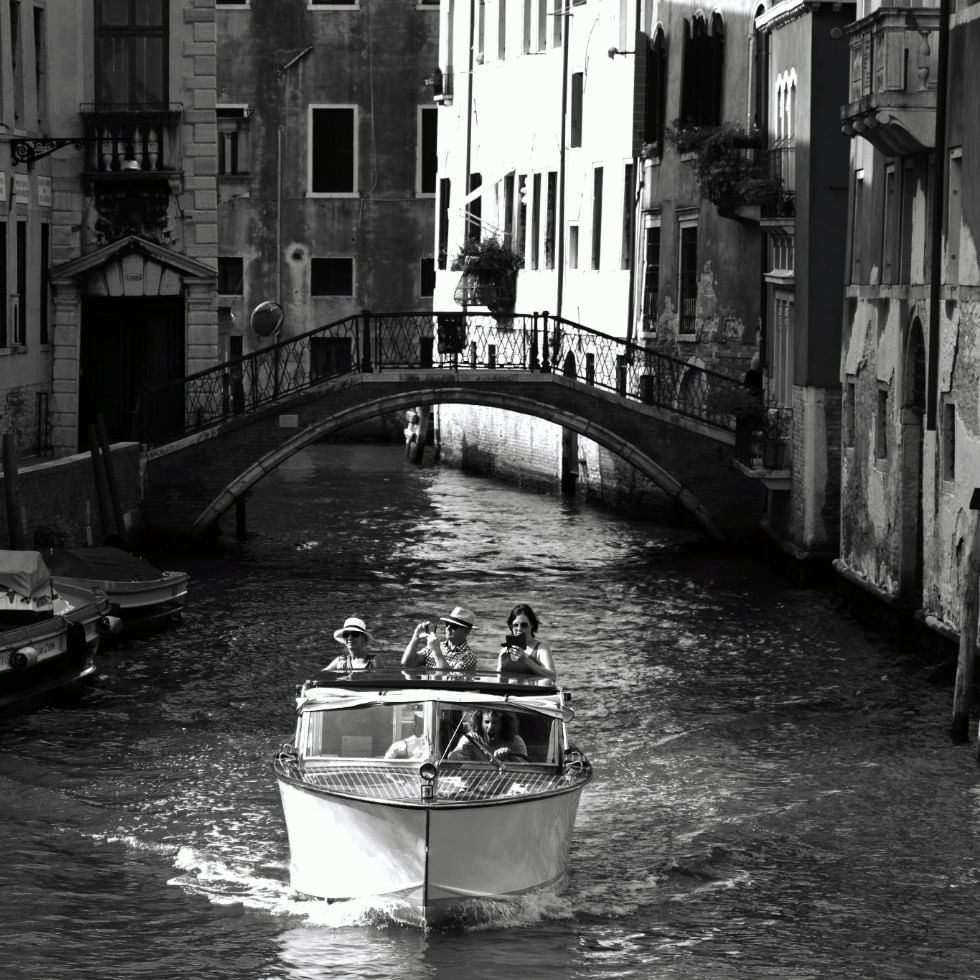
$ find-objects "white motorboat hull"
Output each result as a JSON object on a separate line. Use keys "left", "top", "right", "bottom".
{"left": 276, "top": 775, "right": 586, "bottom": 924}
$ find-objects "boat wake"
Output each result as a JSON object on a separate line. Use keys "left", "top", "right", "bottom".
{"left": 164, "top": 840, "right": 576, "bottom": 930}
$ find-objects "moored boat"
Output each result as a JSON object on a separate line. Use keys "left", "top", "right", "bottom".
{"left": 273, "top": 668, "right": 592, "bottom": 926}
{"left": 44, "top": 545, "right": 190, "bottom": 637}
{"left": 0, "top": 550, "right": 119, "bottom": 717}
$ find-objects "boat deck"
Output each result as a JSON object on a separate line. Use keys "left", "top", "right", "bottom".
{"left": 274, "top": 754, "right": 590, "bottom": 805}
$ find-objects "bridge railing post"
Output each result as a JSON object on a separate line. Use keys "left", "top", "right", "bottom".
{"left": 530, "top": 312, "right": 539, "bottom": 371}
{"left": 469, "top": 341, "right": 478, "bottom": 370}
{"left": 541, "top": 311, "right": 551, "bottom": 373}
{"left": 615, "top": 355, "right": 627, "bottom": 395}
{"left": 361, "top": 309, "right": 373, "bottom": 373}
{"left": 585, "top": 352, "right": 595, "bottom": 385}
{"left": 488, "top": 343, "right": 496, "bottom": 369}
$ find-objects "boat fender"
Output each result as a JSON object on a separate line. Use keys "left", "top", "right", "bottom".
{"left": 97, "top": 615, "right": 123, "bottom": 636}
{"left": 66, "top": 620, "right": 88, "bottom": 667}
{"left": 10, "top": 646, "right": 38, "bottom": 670}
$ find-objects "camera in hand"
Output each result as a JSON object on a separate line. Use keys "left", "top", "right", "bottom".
{"left": 504, "top": 635, "right": 526, "bottom": 648}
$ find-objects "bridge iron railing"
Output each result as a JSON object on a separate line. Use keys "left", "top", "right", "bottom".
{"left": 134, "top": 311, "right": 759, "bottom": 449}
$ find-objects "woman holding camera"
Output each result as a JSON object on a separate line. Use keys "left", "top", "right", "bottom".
{"left": 496, "top": 603, "right": 556, "bottom": 680}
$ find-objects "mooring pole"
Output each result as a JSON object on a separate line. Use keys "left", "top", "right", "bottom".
{"left": 951, "top": 488, "right": 980, "bottom": 744}
{"left": 87, "top": 424, "right": 114, "bottom": 543}
{"left": 96, "top": 415, "right": 127, "bottom": 539}
{"left": 2, "top": 434, "right": 24, "bottom": 550}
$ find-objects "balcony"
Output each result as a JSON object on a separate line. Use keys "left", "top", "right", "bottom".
{"left": 79, "top": 103, "right": 183, "bottom": 180}
{"left": 840, "top": 4, "right": 940, "bottom": 156}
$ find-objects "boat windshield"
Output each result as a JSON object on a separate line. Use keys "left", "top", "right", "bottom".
{"left": 296, "top": 700, "right": 563, "bottom": 765}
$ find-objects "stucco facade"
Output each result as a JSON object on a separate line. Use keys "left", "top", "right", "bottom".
{"left": 838, "top": 0, "right": 980, "bottom": 633}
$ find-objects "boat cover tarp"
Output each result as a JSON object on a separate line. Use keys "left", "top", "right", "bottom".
{"left": 0, "top": 550, "right": 52, "bottom": 598}
{"left": 45, "top": 547, "right": 164, "bottom": 583}
{"left": 299, "top": 687, "right": 573, "bottom": 720}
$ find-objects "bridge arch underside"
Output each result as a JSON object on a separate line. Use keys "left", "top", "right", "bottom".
{"left": 161, "top": 380, "right": 763, "bottom": 543}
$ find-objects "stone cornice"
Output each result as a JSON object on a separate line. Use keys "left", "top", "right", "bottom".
{"left": 755, "top": 0, "right": 854, "bottom": 33}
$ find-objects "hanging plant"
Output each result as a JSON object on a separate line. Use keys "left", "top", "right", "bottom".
{"left": 451, "top": 235, "right": 524, "bottom": 275}
{"left": 664, "top": 122, "right": 761, "bottom": 201}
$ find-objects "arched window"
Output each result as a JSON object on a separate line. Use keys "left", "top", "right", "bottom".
{"left": 680, "top": 10, "right": 724, "bottom": 127}
{"left": 644, "top": 27, "right": 668, "bottom": 156}
{"left": 903, "top": 319, "right": 926, "bottom": 412}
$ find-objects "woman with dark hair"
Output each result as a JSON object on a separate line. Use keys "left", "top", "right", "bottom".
{"left": 448, "top": 709, "right": 528, "bottom": 763}
{"left": 496, "top": 603, "right": 556, "bottom": 680}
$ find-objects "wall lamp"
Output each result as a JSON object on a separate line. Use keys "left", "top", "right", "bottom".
{"left": 607, "top": 46, "right": 634, "bottom": 58}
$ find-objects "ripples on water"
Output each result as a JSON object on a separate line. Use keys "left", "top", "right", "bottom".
{"left": 2, "top": 443, "right": 980, "bottom": 979}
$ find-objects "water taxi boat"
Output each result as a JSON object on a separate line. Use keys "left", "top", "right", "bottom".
{"left": 44, "top": 545, "right": 189, "bottom": 637}
{"left": 0, "top": 550, "right": 120, "bottom": 716}
{"left": 273, "top": 668, "right": 592, "bottom": 926}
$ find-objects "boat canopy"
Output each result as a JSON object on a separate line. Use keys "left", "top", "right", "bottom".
{"left": 298, "top": 686, "right": 573, "bottom": 721}
{"left": 0, "top": 550, "right": 52, "bottom": 598}
{"left": 45, "top": 546, "right": 164, "bottom": 583}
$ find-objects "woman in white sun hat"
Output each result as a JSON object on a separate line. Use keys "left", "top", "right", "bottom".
{"left": 402, "top": 605, "right": 478, "bottom": 672}
{"left": 323, "top": 616, "right": 378, "bottom": 671}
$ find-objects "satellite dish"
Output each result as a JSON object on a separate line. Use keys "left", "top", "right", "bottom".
{"left": 251, "top": 301, "right": 284, "bottom": 338}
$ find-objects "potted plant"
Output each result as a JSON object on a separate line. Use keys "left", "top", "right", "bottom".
{"left": 665, "top": 122, "right": 762, "bottom": 206}
{"left": 451, "top": 236, "right": 523, "bottom": 314}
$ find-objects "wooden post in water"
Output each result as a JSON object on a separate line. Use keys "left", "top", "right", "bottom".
{"left": 2, "top": 434, "right": 24, "bottom": 550}
{"left": 88, "top": 424, "right": 114, "bottom": 544}
{"left": 951, "top": 488, "right": 980, "bottom": 744}
{"left": 96, "top": 415, "right": 127, "bottom": 539}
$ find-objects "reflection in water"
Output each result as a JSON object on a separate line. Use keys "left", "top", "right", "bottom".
{"left": 1, "top": 444, "right": 979, "bottom": 979}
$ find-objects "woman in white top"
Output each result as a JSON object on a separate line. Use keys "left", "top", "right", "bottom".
{"left": 496, "top": 603, "right": 556, "bottom": 680}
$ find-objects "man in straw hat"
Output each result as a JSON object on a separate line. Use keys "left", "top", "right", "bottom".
{"left": 323, "top": 615, "right": 378, "bottom": 671}
{"left": 402, "top": 605, "right": 478, "bottom": 671}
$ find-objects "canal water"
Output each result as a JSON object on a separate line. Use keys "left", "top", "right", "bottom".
{"left": 2, "top": 443, "right": 979, "bottom": 980}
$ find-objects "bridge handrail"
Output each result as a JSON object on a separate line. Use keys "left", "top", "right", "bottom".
{"left": 132, "top": 310, "right": 758, "bottom": 448}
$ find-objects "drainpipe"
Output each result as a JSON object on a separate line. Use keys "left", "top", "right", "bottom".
{"left": 556, "top": 6, "right": 571, "bottom": 318}
{"left": 926, "top": 0, "right": 949, "bottom": 432}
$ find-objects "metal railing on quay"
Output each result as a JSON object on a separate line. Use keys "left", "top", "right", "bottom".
{"left": 133, "top": 311, "right": 751, "bottom": 448}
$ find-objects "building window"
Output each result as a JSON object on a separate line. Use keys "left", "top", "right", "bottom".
{"left": 11, "top": 1, "right": 23, "bottom": 124}
{"left": 643, "top": 221, "right": 660, "bottom": 335}
{"left": 0, "top": 222, "right": 5, "bottom": 347}
{"left": 570, "top": 72, "right": 583, "bottom": 148}
{"left": 39, "top": 223, "right": 49, "bottom": 345}
{"left": 33, "top": 7, "right": 46, "bottom": 130}
{"left": 310, "top": 106, "right": 357, "bottom": 195}
{"left": 477, "top": 0, "right": 485, "bottom": 61}
{"left": 772, "top": 289, "right": 794, "bottom": 406}
{"left": 552, "top": 0, "right": 562, "bottom": 47}
{"left": 844, "top": 379, "right": 855, "bottom": 448}
{"left": 420, "top": 257, "right": 435, "bottom": 298}
{"left": 312, "top": 257, "right": 354, "bottom": 296}
{"left": 537, "top": 0, "right": 547, "bottom": 51}
{"left": 503, "top": 172, "right": 515, "bottom": 244}
{"left": 568, "top": 225, "right": 579, "bottom": 269}
{"left": 516, "top": 175, "right": 528, "bottom": 258}
{"left": 875, "top": 386, "right": 889, "bottom": 459}
{"left": 523, "top": 0, "right": 531, "bottom": 54}
{"left": 418, "top": 106, "right": 438, "bottom": 196}
{"left": 95, "top": 0, "right": 167, "bottom": 108}
{"left": 621, "top": 163, "right": 633, "bottom": 270}
{"left": 898, "top": 160, "right": 916, "bottom": 282}
{"left": 946, "top": 148, "right": 962, "bottom": 285}
{"left": 310, "top": 0, "right": 359, "bottom": 7}
{"left": 530, "top": 173, "right": 541, "bottom": 270}
{"left": 217, "top": 106, "right": 250, "bottom": 176}
{"left": 643, "top": 28, "right": 667, "bottom": 157}
{"left": 679, "top": 11, "right": 723, "bottom": 127}
{"left": 881, "top": 163, "right": 897, "bottom": 285}
{"left": 498, "top": 0, "right": 507, "bottom": 60}
{"left": 545, "top": 172, "right": 557, "bottom": 269}
{"left": 678, "top": 220, "right": 698, "bottom": 334}
{"left": 438, "top": 177, "right": 450, "bottom": 268}
{"left": 218, "top": 257, "right": 244, "bottom": 294}
{"left": 942, "top": 402, "right": 955, "bottom": 481}
{"left": 591, "top": 166, "right": 603, "bottom": 270}
{"left": 467, "top": 173, "right": 482, "bottom": 242}
{"left": 850, "top": 169, "right": 864, "bottom": 284}
{"left": 15, "top": 220, "right": 26, "bottom": 346}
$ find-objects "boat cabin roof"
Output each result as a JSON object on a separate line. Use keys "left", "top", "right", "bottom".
{"left": 0, "top": 550, "right": 52, "bottom": 598}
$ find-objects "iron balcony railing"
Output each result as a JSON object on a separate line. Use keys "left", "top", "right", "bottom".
{"left": 133, "top": 311, "right": 753, "bottom": 449}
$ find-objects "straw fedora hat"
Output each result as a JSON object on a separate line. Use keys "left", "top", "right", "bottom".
{"left": 333, "top": 616, "right": 374, "bottom": 643}
{"left": 438, "top": 606, "right": 477, "bottom": 631}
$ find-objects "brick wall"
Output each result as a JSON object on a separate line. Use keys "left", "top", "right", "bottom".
{"left": 0, "top": 444, "right": 143, "bottom": 550}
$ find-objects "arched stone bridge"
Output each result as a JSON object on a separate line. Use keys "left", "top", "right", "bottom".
{"left": 137, "top": 312, "right": 766, "bottom": 542}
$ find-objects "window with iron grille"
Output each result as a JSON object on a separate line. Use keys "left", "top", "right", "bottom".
{"left": 591, "top": 167, "right": 603, "bottom": 270}
{"left": 438, "top": 178, "right": 450, "bottom": 269}
{"left": 39, "top": 223, "right": 49, "bottom": 345}
{"left": 545, "top": 172, "right": 556, "bottom": 269}
{"left": 643, "top": 223, "right": 660, "bottom": 332}
{"left": 15, "top": 220, "right": 26, "bottom": 345}
{"left": 678, "top": 222, "right": 698, "bottom": 334}
{"left": 570, "top": 73, "right": 583, "bottom": 147}
{"left": 0, "top": 221, "right": 6, "bottom": 346}
{"left": 95, "top": 0, "right": 168, "bottom": 108}
{"left": 218, "top": 257, "right": 244, "bottom": 295}
{"left": 311, "top": 257, "right": 354, "bottom": 296}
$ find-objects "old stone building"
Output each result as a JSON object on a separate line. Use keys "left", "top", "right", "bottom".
{"left": 837, "top": 0, "right": 980, "bottom": 637}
